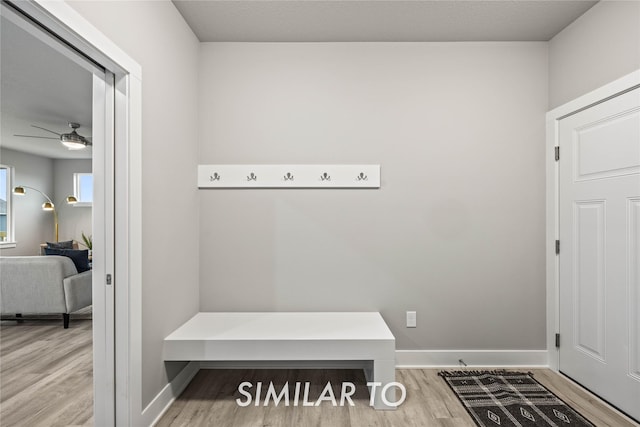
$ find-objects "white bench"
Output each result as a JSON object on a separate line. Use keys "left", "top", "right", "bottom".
{"left": 163, "top": 312, "right": 397, "bottom": 410}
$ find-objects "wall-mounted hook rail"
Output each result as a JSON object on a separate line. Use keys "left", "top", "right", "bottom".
{"left": 198, "top": 165, "right": 380, "bottom": 189}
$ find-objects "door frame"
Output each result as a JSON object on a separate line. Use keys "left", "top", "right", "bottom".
{"left": 545, "top": 69, "right": 640, "bottom": 371}
{"left": 7, "top": 1, "right": 144, "bottom": 425}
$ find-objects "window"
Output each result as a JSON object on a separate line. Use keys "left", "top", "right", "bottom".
{"left": 73, "top": 173, "right": 93, "bottom": 207}
{"left": 0, "top": 165, "right": 15, "bottom": 245}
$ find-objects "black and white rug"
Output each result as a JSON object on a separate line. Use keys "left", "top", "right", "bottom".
{"left": 439, "top": 370, "right": 594, "bottom": 427}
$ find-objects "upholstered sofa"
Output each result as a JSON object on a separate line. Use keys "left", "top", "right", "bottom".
{"left": 0, "top": 256, "right": 92, "bottom": 328}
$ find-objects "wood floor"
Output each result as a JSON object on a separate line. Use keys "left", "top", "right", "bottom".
{"left": 1, "top": 319, "right": 637, "bottom": 427}
{"left": 158, "top": 368, "right": 639, "bottom": 427}
{"left": 0, "top": 317, "right": 93, "bottom": 427}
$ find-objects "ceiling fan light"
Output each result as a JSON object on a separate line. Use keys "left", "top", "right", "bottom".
{"left": 61, "top": 133, "right": 86, "bottom": 150}
{"left": 13, "top": 186, "right": 26, "bottom": 195}
{"left": 62, "top": 141, "right": 86, "bottom": 150}
{"left": 42, "top": 201, "right": 54, "bottom": 211}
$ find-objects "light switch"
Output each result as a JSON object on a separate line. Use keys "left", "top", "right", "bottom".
{"left": 406, "top": 311, "right": 417, "bottom": 328}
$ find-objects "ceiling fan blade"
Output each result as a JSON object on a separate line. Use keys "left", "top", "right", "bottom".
{"left": 14, "top": 134, "right": 59, "bottom": 140}
{"left": 31, "top": 125, "right": 61, "bottom": 136}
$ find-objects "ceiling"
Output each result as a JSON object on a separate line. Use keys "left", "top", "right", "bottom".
{"left": 172, "top": 0, "right": 598, "bottom": 43}
{"left": 1, "top": 12, "right": 93, "bottom": 160}
{"left": 1, "top": 1, "right": 598, "bottom": 161}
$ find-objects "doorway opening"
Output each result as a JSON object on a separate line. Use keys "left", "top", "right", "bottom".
{"left": 0, "top": 1, "right": 115, "bottom": 424}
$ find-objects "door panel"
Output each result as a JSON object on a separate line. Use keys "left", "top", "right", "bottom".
{"left": 574, "top": 109, "right": 640, "bottom": 181}
{"left": 559, "top": 87, "right": 640, "bottom": 422}
{"left": 573, "top": 200, "right": 606, "bottom": 361}
{"left": 630, "top": 198, "right": 640, "bottom": 381}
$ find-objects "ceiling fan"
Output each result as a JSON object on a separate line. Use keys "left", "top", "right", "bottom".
{"left": 14, "top": 122, "right": 92, "bottom": 150}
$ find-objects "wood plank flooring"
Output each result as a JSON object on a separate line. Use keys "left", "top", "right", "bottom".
{"left": 1, "top": 317, "right": 637, "bottom": 427}
{"left": 157, "top": 368, "right": 639, "bottom": 427}
{"left": 0, "top": 318, "right": 93, "bottom": 427}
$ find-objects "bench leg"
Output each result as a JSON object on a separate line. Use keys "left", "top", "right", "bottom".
{"left": 366, "top": 359, "right": 397, "bottom": 410}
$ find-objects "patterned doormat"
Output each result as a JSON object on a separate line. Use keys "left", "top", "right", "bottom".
{"left": 439, "top": 370, "right": 594, "bottom": 427}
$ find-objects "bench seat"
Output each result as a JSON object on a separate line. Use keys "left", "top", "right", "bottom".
{"left": 163, "top": 312, "right": 396, "bottom": 409}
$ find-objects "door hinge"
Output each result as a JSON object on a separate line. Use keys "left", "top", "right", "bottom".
{"left": 555, "top": 146, "right": 560, "bottom": 161}
{"left": 106, "top": 274, "right": 112, "bottom": 285}
{"left": 555, "top": 240, "right": 560, "bottom": 255}
{"left": 555, "top": 333, "right": 560, "bottom": 348}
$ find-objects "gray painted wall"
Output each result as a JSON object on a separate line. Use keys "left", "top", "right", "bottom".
{"left": 548, "top": 0, "right": 640, "bottom": 109}
{"left": 198, "top": 42, "right": 548, "bottom": 350}
{"left": 58, "top": 0, "right": 640, "bottom": 411}
{"left": 68, "top": 0, "right": 201, "bottom": 408}
{"left": 0, "top": 152, "right": 91, "bottom": 252}
{"left": 0, "top": 148, "right": 54, "bottom": 256}
{"left": 53, "top": 159, "right": 92, "bottom": 244}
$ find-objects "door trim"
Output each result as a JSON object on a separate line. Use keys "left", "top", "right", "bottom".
{"left": 11, "top": 1, "right": 144, "bottom": 425}
{"left": 545, "top": 69, "right": 640, "bottom": 371}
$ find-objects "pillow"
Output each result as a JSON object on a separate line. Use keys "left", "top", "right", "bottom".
{"left": 44, "top": 248, "right": 90, "bottom": 273}
{"left": 46, "top": 240, "right": 74, "bottom": 249}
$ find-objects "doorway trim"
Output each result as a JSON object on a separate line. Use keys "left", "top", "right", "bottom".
{"left": 12, "top": 1, "right": 144, "bottom": 425}
{"left": 545, "top": 69, "right": 640, "bottom": 371}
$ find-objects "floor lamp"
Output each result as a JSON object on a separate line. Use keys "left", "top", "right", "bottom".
{"left": 13, "top": 185, "right": 60, "bottom": 242}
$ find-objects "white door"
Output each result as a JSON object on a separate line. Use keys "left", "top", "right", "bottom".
{"left": 91, "top": 70, "right": 116, "bottom": 425}
{"left": 559, "top": 86, "right": 640, "bottom": 421}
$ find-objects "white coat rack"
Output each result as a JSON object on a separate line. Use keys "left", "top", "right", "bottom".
{"left": 198, "top": 164, "right": 380, "bottom": 189}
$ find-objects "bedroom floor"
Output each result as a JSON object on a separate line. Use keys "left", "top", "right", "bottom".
{"left": 157, "top": 368, "right": 638, "bottom": 427}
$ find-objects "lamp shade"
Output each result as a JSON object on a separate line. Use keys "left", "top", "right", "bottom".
{"left": 13, "top": 184, "right": 59, "bottom": 242}
{"left": 66, "top": 195, "right": 78, "bottom": 204}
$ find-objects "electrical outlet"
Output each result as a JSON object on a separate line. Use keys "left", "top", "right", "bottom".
{"left": 406, "top": 311, "right": 417, "bottom": 328}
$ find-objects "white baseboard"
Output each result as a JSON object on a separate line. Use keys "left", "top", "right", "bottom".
{"left": 142, "top": 361, "right": 200, "bottom": 427}
{"left": 395, "top": 350, "right": 548, "bottom": 368}
{"left": 199, "top": 351, "right": 549, "bottom": 370}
